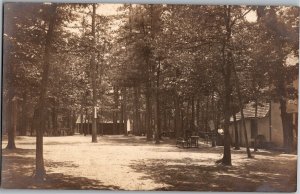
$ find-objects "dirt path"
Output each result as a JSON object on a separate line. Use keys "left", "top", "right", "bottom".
{"left": 1, "top": 135, "right": 297, "bottom": 191}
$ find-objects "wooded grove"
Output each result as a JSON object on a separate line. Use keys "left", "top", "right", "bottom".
{"left": 2, "top": 3, "right": 299, "bottom": 181}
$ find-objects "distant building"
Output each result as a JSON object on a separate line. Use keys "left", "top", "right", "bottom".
{"left": 229, "top": 73, "right": 298, "bottom": 149}
{"left": 75, "top": 115, "right": 125, "bottom": 135}
{"left": 229, "top": 100, "right": 297, "bottom": 149}
{"left": 229, "top": 102, "right": 273, "bottom": 147}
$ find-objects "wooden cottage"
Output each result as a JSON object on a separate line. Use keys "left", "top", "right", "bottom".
{"left": 229, "top": 100, "right": 297, "bottom": 149}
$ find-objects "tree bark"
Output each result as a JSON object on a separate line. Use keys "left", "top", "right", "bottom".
{"left": 113, "top": 86, "right": 119, "bottom": 135}
{"left": 205, "top": 95, "right": 209, "bottom": 132}
{"left": 20, "top": 91, "right": 28, "bottom": 136}
{"left": 276, "top": 67, "right": 293, "bottom": 152}
{"left": 52, "top": 99, "right": 57, "bottom": 136}
{"left": 254, "top": 99, "right": 258, "bottom": 151}
{"left": 233, "top": 111, "right": 240, "bottom": 150}
{"left": 80, "top": 111, "right": 83, "bottom": 134}
{"left": 7, "top": 97, "right": 17, "bottom": 149}
{"left": 133, "top": 86, "right": 140, "bottom": 135}
{"left": 221, "top": 6, "right": 232, "bottom": 165}
{"left": 163, "top": 106, "right": 167, "bottom": 134}
{"left": 34, "top": 4, "right": 57, "bottom": 180}
{"left": 191, "top": 97, "right": 195, "bottom": 133}
{"left": 196, "top": 98, "right": 200, "bottom": 129}
{"left": 232, "top": 62, "right": 252, "bottom": 158}
{"left": 68, "top": 110, "right": 72, "bottom": 134}
{"left": 145, "top": 76, "right": 152, "bottom": 141}
{"left": 222, "top": 74, "right": 232, "bottom": 165}
{"left": 122, "top": 88, "right": 128, "bottom": 136}
{"left": 174, "top": 95, "right": 181, "bottom": 138}
{"left": 91, "top": 4, "right": 97, "bottom": 143}
{"left": 155, "top": 61, "right": 161, "bottom": 144}
{"left": 211, "top": 94, "right": 216, "bottom": 147}
{"left": 4, "top": 35, "right": 16, "bottom": 149}
{"left": 279, "top": 91, "right": 293, "bottom": 152}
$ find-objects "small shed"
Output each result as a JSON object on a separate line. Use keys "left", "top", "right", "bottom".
{"left": 229, "top": 101, "right": 284, "bottom": 148}
{"left": 75, "top": 115, "right": 125, "bottom": 135}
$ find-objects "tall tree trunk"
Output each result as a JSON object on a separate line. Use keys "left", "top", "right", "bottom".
{"left": 122, "top": 88, "right": 128, "bottom": 136}
{"left": 275, "top": 52, "right": 293, "bottom": 152}
{"left": 181, "top": 108, "right": 185, "bottom": 137}
{"left": 30, "top": 109, "right": 37, "bottom": 137}
{"left": 168, "top": 113, "right": 171, "bottom": 132}
{"left": 221, "top": 6, "right": 232, "bottom": 165}
{"left": 232, "top": 63, "right": 252, "bottom": 158}
{"left": 205, "top": 95, "right": 209, "bottom": 132}
{"left": 7, "top": 97, "right": 17, "bottom": 149}
{"left": 52, "top": 99, "right": 57, "bottom": 135}
{"left": 143, "top": 113, "right": 146, "bottom": 135}
{"left": 155, "top": 61, "right": 161, "bottom": 144}
{"left": 201, "top": 104, "right": 205, "bottom": 131}
{"left": 191, "top": 97, "right": 195, "bottom": 133}
{"left": 174, "top": 95, "right": 181, "bottom": 138}
{"left": 280, "top": 93, "right": 292, "bottom": 152}
{"left": 34, "top": 4, "right": 57, "bottom": 180}
{"left": 112, "top": 111, "right": 116, "bottom": 135}
{"left": 211, "top": 94, "right": 216, "bottom": 147}
{"left": 133, "top": 86, "right": 140, "bottom": 135}
{"left": 163, "top": 106, "right": 167, "bottom": 134}
{"left": 20, "top": 92, "right": 28, "bottom": 136}
{"left": 68, "top": 110, "right": 72, "bottom": 134}
{"left": 196, "top": 98, "right": 200, "bottom": 130}
{"left": 113, "top": 86, "right": 119, "bottom": 135}
{"left": 100, "top": 109, "right": 104, "bottom": 135}
{"left": 231, "top": 96, "right": 240, "bottom": 150}
{"left": 47, "top": 112, "right": 51, "bottom": 135}
{"left": 233, "top": 111, "right": 240, "bottom": 150}
{"left": 4, "top": 38, "right": 16, "bottom": 149}
{"left": 145, "top": 77, "right": 152, "bottom": 141}
{"left": 120, "top": 98, "right": 124, "bottom": 135}
{"left": 91, "top": 4, "right": 97, "bottom": 143}
{"left": 84, "top": 108, "right": 88, "bottom": 135}
{"left": 254, "top": 98, "right": 258, "bottom": 151}
{"left": 222, "top": 76, "right": 232, "bottom": 165}
{"left": 277, "top": 73, "right": 293, "bottom": 152}
{"left": 80, "top": 111, "right": 83, "bottom": 134}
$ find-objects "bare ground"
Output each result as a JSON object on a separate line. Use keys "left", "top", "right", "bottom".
{"left": 1, "top": 135, "right": 297, "bottom": 191}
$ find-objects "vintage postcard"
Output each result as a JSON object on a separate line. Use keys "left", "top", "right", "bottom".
{"left": 1, "top": 2, "right": 299, "bottom": 191}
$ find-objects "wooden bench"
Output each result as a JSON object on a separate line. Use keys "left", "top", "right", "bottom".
{"left": 176, "top": 137, "right": 190, "bottom": 148}
{"left": 190, "top": 136, "right": 199, "bottom": 148}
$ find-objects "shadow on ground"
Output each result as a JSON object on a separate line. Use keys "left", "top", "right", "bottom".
{"left": 129, "top": 156, "right": 297, "bottom": 192}
{"left": 1, "top": 148, "right": 120, "bottom": 190}
{"left": 97, "top": 135, "right": 176, "bottom": 146}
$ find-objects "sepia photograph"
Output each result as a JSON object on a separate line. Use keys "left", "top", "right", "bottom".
{"left": 1, "top": 2, "right": 299, "bottom": 192}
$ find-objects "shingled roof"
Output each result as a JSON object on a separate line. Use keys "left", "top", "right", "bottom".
{"left": 230, "top": 102, "right": 270, "bottom": 122}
